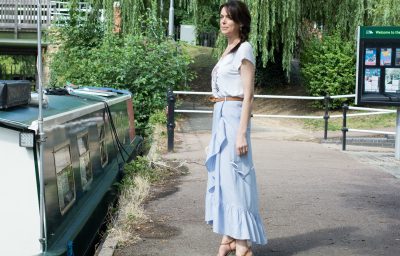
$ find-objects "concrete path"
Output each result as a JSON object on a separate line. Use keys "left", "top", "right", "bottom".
{"left": 115, "top": 117, "right": 400, "bottom": 256}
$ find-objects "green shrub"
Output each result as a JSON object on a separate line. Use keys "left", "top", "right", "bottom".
{"left": 300, "top": 33, "right": 356, "bottom": 108}
{"left": 50, "top": 34, "right": 193, "bottom": 134}
{"left": 122, "top": 156, "right": 160, "bottom": 183}
{"left": 49, "top": 5, "right": 193, "bottom": 135}
{"left": 147, "top": 109, "right": 167, "bottom": 131}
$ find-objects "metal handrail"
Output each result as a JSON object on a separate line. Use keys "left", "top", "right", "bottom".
{"left": 253, "top": 114, "right": 323, "bottom": 119}
{"left": 168, "top": 90, "right": 355, "bottom": 151}
{"left": 168, "top": 90, "right": 397, "bottom": 152}
{"left": 254, "top": 95, "right": 324, "bottom": 99}
{"left": 348, "top": 106, "right": 396, "bottom": 112}
{"left": 347, "top": 128, "right": 395, "bottom": 135}
{"left": 331, "top": 111, "right": 394, "bottom": 118}
{"left": 341, "top": 104, "right": 396, "bottom": 151}
{"left": 173, "top": 90, "right": 356, "bottom": 100}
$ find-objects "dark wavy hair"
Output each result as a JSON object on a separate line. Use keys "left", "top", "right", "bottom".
{"left": 219, "top": 0, "right": 251, "bottom": 52}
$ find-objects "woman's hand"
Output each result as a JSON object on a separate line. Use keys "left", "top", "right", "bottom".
{"left": 236, "top": 134, "right": 248, "bottom": 156}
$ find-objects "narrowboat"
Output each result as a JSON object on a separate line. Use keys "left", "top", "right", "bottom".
{"left": 0, "top": 81, "right": 142, "bottom": 255}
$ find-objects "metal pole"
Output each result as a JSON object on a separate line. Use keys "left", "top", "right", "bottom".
{"left": 342, "top": 104, "right": 348, "bottom": 151}
{"left": 323, "top": 94, "right": 330, "bottom": 140}
{"left": 395, "top": 108, "right": 400, "bottom": 160}
{"left": 168, "top": 0, "right": 174, "bottom": 38}
{"left": 37, "top": 0, "right": 47, "bottom": 252}
{"left": 167, "top": 88, "right": 176, "bottom": 152}
{"left": 14, "top": 1, "right": 18, "bottom": 39}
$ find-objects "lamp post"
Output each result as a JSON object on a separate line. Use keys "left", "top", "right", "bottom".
{"left": 168, "top": 0, "right": 174, "bottom": 38}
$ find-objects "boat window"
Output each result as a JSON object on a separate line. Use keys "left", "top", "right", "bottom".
{"left": 54, "top": 144, "right": 76, "bottom": 215}
{"left": 98, "top": 124, "right": 108, "bottom": 167}
{"left": 117, "top": 113, "right": 127, "bottom": 144}
{"left": 77, "top": 133, "right": 92, "bottom": 190}
{"left": 113, "top": 112, "right": 128, "bottom": 145}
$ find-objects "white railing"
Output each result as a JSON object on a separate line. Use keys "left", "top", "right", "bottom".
{"left": 0, "top": 0, "right": 53, "bottom": 30}
{"left": 50, "top": 0, "right": 92, "bottom": 23}
{"left": 168, "top": 90, "right": 398, "bottom": 152}
{"left": 173, "top": 91, "right": 355, "bottom": 120}
{"left": 0, "top": 0, "right": 91, "bottom": 31}
{"left": 341, "top": 104, "right": 397, "bottom": 150}
{"left": 167, "top": 90, "right": 358, "bottom": 151}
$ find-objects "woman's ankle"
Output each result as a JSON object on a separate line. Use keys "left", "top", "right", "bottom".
{"left": 221, "top": 235, "right": 234, "bottom": 244}
{"left": 234, "top": 240, "right": 251, "bottom": 255}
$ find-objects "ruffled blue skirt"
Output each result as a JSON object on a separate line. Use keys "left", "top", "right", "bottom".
{"left": 205, "top": 101, "right": 267, "bottom": 245}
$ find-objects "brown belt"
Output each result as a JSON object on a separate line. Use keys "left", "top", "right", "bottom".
{"left": 209, "top": 96, "right": 243, "bottom": 103}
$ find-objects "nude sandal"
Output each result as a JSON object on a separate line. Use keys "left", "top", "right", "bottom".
{"left": 218, "top": 239, "right": 236, "bottom": 256}
{"left": 238, "top": 246, "right": 252, "bottom": 256}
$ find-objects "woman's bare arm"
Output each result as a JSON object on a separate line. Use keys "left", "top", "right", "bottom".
{"left": 236, "top": 59, "right": 255, "bottom": 156}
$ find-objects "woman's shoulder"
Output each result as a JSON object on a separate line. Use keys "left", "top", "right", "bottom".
{"left": 238, "top": 41, "right": 253, "bottom": 52}
{"left": 232, "top": 41, "right": 255, "bottom": 68}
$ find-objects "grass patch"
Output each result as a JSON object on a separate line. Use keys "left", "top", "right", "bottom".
{"left": 107, "top": 157, "right": 157, "bottom": 245}
{"left": 106, "top": 109, "right": 185, "bottom": 247}
{"left": 108, "top": 175, "right": 149, "bottom": 245}
{"left": 123, "top": 156, "right": 163, "bottom": 184}
{"left": 107, "top": 156, "right": 187, "bottom": 247}
{"left": 181, "top": 44, "right": 215, "bottom": 69}
{"left": 304, "top": 112, "right": 396, "bottom": 131}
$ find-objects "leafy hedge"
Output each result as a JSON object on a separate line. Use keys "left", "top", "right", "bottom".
{"left": 300, "top": 33, "right": 356, "bottom": 108}
{"left": 48, "top": 3, "right": 193, "bottom": 135}
{"left": 50, "top": 34, "right": 192, "bottom": 134}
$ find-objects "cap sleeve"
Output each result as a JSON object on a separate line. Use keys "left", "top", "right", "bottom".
{"left": 233, "top": 42, "right": 255, "bottom": 70}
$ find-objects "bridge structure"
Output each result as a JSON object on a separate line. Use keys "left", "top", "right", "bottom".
{"left": 0, "top": 0, "right": 92, "bottom": 53}
{"left": 2, "top": 0, "right": 51, "bottom": 54}
{"left": 0, "top": 0, "right": 89, "bottom": 80}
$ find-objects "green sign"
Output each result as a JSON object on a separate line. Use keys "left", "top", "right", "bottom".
{"left": 356, "top": 26, "right": 400, "bottom": 106}
{"left": 360, "top": 26, "right": 400, "bottom": 39}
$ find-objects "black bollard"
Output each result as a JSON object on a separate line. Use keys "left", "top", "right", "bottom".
{"left": 342, "top": 104, "right": 348, "bottom": 151}
{"left": 323, "top": 94, "right": 330, "bottom": 140}
{"left": 167, "top": 88, "right": 176, "bottom": 152}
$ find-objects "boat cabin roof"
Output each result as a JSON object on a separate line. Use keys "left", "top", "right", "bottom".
{"left": 0, "top": 94, "right": 130, "bottom": 130}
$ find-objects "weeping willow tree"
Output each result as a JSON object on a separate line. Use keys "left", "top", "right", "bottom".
{"left": 84, "top": 0, "right": 159, "bottom": 35}
{"left": 81, "top": 0, "right": 400, "bottom": 76}
{"left": 179, "top": 0, "right": 400, "bottom": 76}
{"left": 178, "top": 0, "right": 363, "bottom": 76}
{"left": 369, "top": 0, "right": 400, "bottom": 25}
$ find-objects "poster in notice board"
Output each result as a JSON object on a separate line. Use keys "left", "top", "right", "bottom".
{"left": 380, "top": 48, "right": 392, "bottom": 66}
{"left": 384, "top": 68, "right": 400, "bottom": 93}
{"left": 364, "top": 68, "right": 380, "bottom": 92}
{"left": 396, "top": 48, "right": 400, "bottom": 66}
{"left": 365, "top": 48, "right": 377, "bottom": 65}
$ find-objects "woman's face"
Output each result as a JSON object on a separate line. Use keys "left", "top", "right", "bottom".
{"left": 220, "top": 7, "right": 240, "bottom": 38}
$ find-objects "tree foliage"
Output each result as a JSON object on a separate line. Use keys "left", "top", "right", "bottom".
{"left": 301, "top": 33, "right": 356, "bottom": 108}
{"left": 49, "top": 1, "right": 193, "bottom": 134}
{"left": 76, "top": 0, "right": 400, "bottom": 79}
{"left": 178, "top": 0, "right": 400, "bottom": 77}
{"left": 52, "top": 0, "right": 400, "bottom": 95}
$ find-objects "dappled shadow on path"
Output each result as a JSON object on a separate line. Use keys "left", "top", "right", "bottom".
{"left": 253, "top": 222, "right": 400, "bottom": 256}
{"left": 253, "top": 227, "right": 358, "bottom": 256}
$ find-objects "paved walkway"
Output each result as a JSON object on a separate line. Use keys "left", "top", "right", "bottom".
{"left": 115, "top": 117, "right": 400, "bottom": 256}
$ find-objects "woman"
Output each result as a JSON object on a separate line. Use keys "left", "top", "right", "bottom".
{"left": 205, "top": 1, "right": 267, "bottom": 256}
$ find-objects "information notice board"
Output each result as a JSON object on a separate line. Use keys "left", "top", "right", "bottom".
{"left": 356, "top": 26, "right": 400, "bottom": 106}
